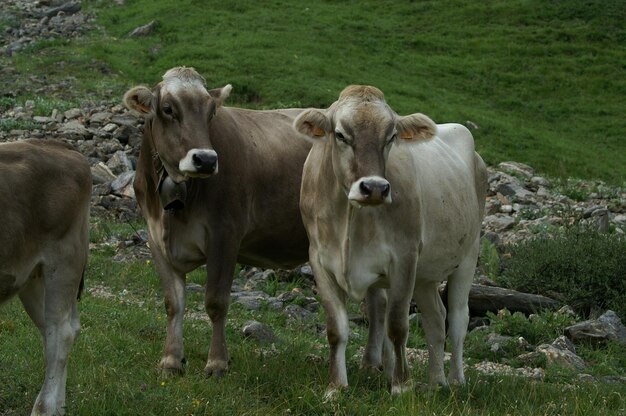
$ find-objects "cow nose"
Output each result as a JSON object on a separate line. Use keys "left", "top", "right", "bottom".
{"left": 192, "top": 152, "right": 218, "bottom": 172}
{"left": 348, "top": 176, "right": 392, "bottom": 206}
{"left": 359, "top": 181, "right": 390, "bottom": 199}
{"left": 180, "top": 149, "right": 219, "bottom": 177}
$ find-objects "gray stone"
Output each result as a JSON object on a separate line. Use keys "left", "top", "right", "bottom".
{"left": 64, "top": 108, "right": 82, "bottom": 119}
{"left": 128, "top": 20, "right": 158, "bottom": 37}
{"left": 530, "top": 176, "right": 550, "bottom": 187}
{"left": 241, "top": 320, "right": 278, "bottom": 344}
{"left": 565, "top": 310, "right": 626, "bottom": 346}
{"left": 483, "top": 214, "right": 516, "bottom": 232}
{"left": 45, "top": 2, "right": 81, "bottom": 18}
{"left": 91, "top": 162, "right": 116, "bottom": 185}
{"left": 106, "top": 150, "right": 134, "bottom": 175}
{"left": 110, "top": 171, "right": 135, "bottom": 199}
{"left": 498, "top": 161, "right": 534, "bottom": 178}
{"left": 496, "top": 182, "right": 533, "bottom": 201}
{"left": 89, "top": 111, "right": 113, "bottom": 125}
{"left": 283, "top": 304, "right": 314, "bottom": 321}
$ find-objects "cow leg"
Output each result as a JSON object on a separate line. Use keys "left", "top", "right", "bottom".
{"left": 387, "top": 274, "right": 415, "bottom": 395}
{"left": 413, "top": 281, "right": 447, "bottom": 387}
{"left": 311, "top": 260, "right": 349, "bottom": 400}
{"left": 446, "top": 253, "right": 475, "bottom": 385}
{"left": 152, "top": 251, "right": 187, "bottom": 375}
{"left": 23, "top": 261, "right": 81, "bottom": 416}
{"left": 361, "top": 287, "right": 387, "bottom": 372}
{"left": 203, "top": 240, "right": 239, "bottom": 377}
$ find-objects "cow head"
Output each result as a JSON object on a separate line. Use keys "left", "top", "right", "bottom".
{"left": 294, "top": 85, "right": 437, "bottom": 207}
{"left": 124, "top": 67, "right": 232, "bottom": 183}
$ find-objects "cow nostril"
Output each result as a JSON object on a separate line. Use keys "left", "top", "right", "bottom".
{"left": 359, "top": 181, "right": 372, "bottom": 196}
{"left": 381, "top": 183, "right": 390, "bottom": 198}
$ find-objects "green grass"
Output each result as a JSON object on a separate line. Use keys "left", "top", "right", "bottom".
{"left": 2, "top": 0, "right": 625, "bottom": 183}
{"left": 1, "top": 222, "right": 625, "bottom": 415}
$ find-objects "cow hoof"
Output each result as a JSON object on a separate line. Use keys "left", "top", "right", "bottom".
{"left": 158, "top": 356, "right": 185, "bottom": 377}
{"left": 323, "top": 384, "right": 347, "bottom": 402}
{"left": 204, "top": 360, "right": 229, "bottom": 378}
{"left": 390, "top": 380, "right": 414, "bottom": 395}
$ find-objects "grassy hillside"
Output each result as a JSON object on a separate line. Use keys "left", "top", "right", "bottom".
{"left": 5, "top": 0, "right": 626, "bottom": 183}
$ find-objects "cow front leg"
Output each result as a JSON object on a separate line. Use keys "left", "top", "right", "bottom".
{"left": 312, "top": 262, "right": 349, "bottom": 401}
{"left": 413, "top": 281, "right": 447, "bottom": 387}
{"left": 203, "top": 242, "right": 238, "bottom": 377}
{"left": 152, "top": 251, "right": 187, "bottom": 376}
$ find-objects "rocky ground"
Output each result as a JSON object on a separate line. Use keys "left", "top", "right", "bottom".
{"left": 2, "top": 0, "right": 625, "bottom": 384}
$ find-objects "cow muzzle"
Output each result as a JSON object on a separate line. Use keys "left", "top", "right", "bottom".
{"left": 179, "top": 149, "right": 219, "bottom": 177}
{"left": 348, "top": 176, "right": 392, "bottom": 206}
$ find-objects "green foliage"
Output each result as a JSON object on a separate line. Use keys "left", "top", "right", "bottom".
{"left": 488, "top": 309, "right": 577, "bottom": 346}
{"left": 500, "top": 226, "right": 626, "bottom": 320}
{"left": 479, "top": 237, "right": 501, "bottom": 280}
{"left": 2, "top": 0, "right": 625, "bottom": 183}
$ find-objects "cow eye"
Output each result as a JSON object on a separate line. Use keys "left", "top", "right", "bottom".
{"left": 335, "top": 131, "right": 347, "bottom": 143}
{"left": 163, "top": 104, "right": 173, "bottom": 116}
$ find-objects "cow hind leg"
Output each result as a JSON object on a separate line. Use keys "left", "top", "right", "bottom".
{"left": 413, "top": 281, "right": 447, "bottom": 387}
{"left": 387, "top": 278, "right": 414, "bottom": 395}
{"left": 25, "top": 261, "right": 82, "bottom": 416}
{"left": 361, "top": 287, "right": 387, "bottom": 373}
{"left": 446, "top": 253, "right": 475, "bottom": 386}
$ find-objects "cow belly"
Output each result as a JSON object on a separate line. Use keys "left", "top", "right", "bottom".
{"left": 0, "top": 272, "right": 19, "bottom": 303}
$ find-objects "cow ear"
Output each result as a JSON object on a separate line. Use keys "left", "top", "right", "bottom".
{"left": 293, "top": 109, "right": 330, "bottom": 142}
{"left": 208, "top": 84, "right": 232, "bottom": 107}
{"left": 123, "top": 86, "right": 155, "bottom": 117}
{"left": 397, "top": 113, "right": 437, "bottom": 141}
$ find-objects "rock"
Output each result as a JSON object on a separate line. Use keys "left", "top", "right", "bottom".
{"left": 496, "top": 182, "right": 533, "bottom": 201}
{"left": 498, "top": 161, "right": 534, "bottom": 179}
{"left": 91, "top": 162, "right": 116, "bottom": 184}
{"left": 64, "top": 108, "right": 82, "bottom": 119}
{"left": 565, "top": 310, "right": 626, "bottom": 346}
{"left": 241, "top": 320, "right": 278, "bottom": 344}
{"left": 537, "top": 341, "right": 586, "bottom": 370}
{"left": 128, "top": 20, "right": 158, "bottom": 37}
{"left": 483, "top": 214, "right": 516, "bottom": 232}
{"left": 45, "top": 2, "right": 81, "bottom": 18}
{"left": 106, "top": 150, "right": 134, "bottom": 175}
{"left": 89, "top": 111, "right": 113, "bottom": 125}
{"left": 530, "top": 176, "right": 550, "bottom": 187}
{"left": 110, "top": 171, "right": 135, "bottom": 199}
{"left": 283, "top": 304, "right": 314, "bottom": 322}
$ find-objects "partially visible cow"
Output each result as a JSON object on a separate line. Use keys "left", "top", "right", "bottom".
{"left": 0, "top": 139, "right": 91, "bottom": 415}
{"left": 123, "top": 67, "right": 311, "bottom": 377}
{"left": 293, "top": 85, "right": 487, "bottom": 397}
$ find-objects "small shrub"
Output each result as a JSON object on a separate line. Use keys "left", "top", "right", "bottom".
{"left": 499, "top": 226, "right": 626, "bottom": 320}
{"left": 487, "top": 309, "right": 577, "bottom": 346}
{"left": 479, "top": 237, "right": 501, "bottom": 280}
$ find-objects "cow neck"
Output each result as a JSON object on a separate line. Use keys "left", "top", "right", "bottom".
{"left": 146, "top": 119, "right": 187, "bottom": 211}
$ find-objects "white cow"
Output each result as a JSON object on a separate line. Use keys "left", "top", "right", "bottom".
{"left": 0, "top": 140, "right": 91, "bottom": 415}
{"left": 293, "top": 85, "right": 487, "bottom": 397}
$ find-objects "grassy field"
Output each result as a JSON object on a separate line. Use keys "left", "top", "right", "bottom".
{"left": 2, "top": 0, "right": 625, "bottom": 183}
{"left": 0, "top": 220, "right": 625, "bottom": 415}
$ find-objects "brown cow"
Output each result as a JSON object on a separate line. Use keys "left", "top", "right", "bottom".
{"left": 0, "top": 139, "right": 91, "bottom": 415}
{"left": 123, "top": 67, "right": 310, "bottom": 377}
{"left": 294, "top": 85, "right": 487, "bottom": 398}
